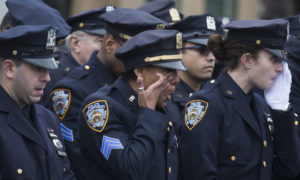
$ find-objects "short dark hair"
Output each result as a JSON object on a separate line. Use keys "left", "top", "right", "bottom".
{"left": 0, "top": 12, "right": 13, "bottom": 32}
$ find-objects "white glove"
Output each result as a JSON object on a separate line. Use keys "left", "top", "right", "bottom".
{"left": 264, "top": 61, "right": 292, "bottom": 111}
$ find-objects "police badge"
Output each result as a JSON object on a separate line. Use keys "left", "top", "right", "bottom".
{"left": 51, "top": 89, "right": 71, "bottom": 120}
{"left": 185, "top": 100, "right": 208, "bottom": 131}
{"left": 83, "top": 100, "right": 109, "bottom": 132}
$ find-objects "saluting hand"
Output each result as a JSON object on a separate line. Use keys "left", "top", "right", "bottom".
{"left": 136, "top": 72, "right": 173, "bottom": 110}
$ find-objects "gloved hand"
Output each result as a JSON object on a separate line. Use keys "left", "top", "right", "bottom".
{"left": 264, "top": 61, "right": 292, "bottom": 111}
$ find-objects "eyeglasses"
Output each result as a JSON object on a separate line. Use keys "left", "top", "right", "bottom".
{"left": 181, "top": 45, "right": 210, "bottom": 56}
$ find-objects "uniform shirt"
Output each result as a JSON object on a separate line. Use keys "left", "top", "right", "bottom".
{"left": 0, "top": 86, "right": 75, "bottom": 180}
{"left": 166, "top": 79, "right": 194, "bottom": 134}
{"left": 78, "top": 76, "right": 179, "bottom": 180}
{"left": 50, "top": 50, "right": 116, "bottom": 180}
{"left": 178, "top": 70, "right": 300, "bottom": 180}
{"left": 39, "top": 52, "right": 80, "bottom": 108}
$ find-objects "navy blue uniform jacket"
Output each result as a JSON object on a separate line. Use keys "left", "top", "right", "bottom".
{"left": 178, "top": 71, "right": 300, "bottom": 180}
{"left": 50, "top": 50, "right": 116, "bottom": 180}
{"left": 78, "top": 76, "right": 179, "bottom": 180}
{"left": 0, "top": 86, "right": 75, "bottom": 180}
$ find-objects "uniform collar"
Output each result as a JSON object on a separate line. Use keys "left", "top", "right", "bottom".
{"left": 171, "top": 79, "right": 195, "bottom": 103}
{"left": 114, "top": 75, "right": 138, "bottom": 109}
{"left": 0, "top": 85, "right": 19, "bottom": 112}
{"left": 66, "top": 52, "right": 80, "bottom": 67}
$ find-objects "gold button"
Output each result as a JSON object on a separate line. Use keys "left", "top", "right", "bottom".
{"left": 168, "top": 167, "right": 172, "bottom": 174}
{"left": 294, "top": 113, "right": 298, "bottom": 117}
{"left": 210, "top": 79, "right": 215, "bottom": 84}
{"left": 167, "top": 127, "right": 170, "bottom": 132}
{"left": 231, "top": 156, "right": 236, "bottom": 161}
{"left": 65, "top": 67, "right": 70, "bottom": 72}
{"left": 168, "top": 121, "right": 173, "bottom": 127}
{"left": 79, "top": 22, "right": 84, "bottom": 28}
{"left": 84, "top": 65, "right": 90, "bottom": 70}
{"left": 63, "top": 168, "right": 66, "bottom": 172}
{"left": 168, "top": 148, "right": 171, "bottom": 154}
{"left": 295, "top": 121, "right": 299, "bottom": 126}
{"left": 256, "top": 40, "right": 261, "bottom": 45}
{"left": 284, "top": 51, "right": 288, "bottom": 55}
{"left": 263, "top": 140, "right": 267, "bottom": 147}
{"left": 189, "top": 93, "right": 193, "bottom": 97}
{"left": 17, "top": 168, "right": 23, "bottom": 175}
{"left": 55, "top": 60, "right": 60, "bottom": 64}
{"left": 263, "top": 161, "right": 267, "bottom": 167}
{"left": 12, "top": 50, "right": 18, "bottom": 56}
{"left": 226, "top": 90, "right": 233, "bottom": 95}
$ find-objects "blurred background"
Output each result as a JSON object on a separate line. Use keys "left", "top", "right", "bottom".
{"left": 1, "top": 0, "right": 300, "bottom": 23}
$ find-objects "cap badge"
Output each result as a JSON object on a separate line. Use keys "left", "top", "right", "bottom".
{"left": 169, "top": 8, "right": 181, "bottom": 22}
{"left": 106, "top": 5, "right": 115, "bottom": 12}
{"left": 176, "top": 33, "right": 182, "bottom": 49}
{"left": 206, "top": 16, "right": 216, "bottom": 30}
{"left": 46, "top": 29, "right": 56, "bottom": 49}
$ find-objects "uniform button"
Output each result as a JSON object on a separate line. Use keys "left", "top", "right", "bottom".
{"left": 65, "top": 67, "right": 70, "bottom": 72}
{"left": 168, "top": 121, "right": 173, "bottom": 127}
{"left": 55, "top": 60, "right": 60, "bottom": 64}
{"left": 63, "top": 168, "right": 66, "bottom": 172}
{"left": 17, "top": 168, "right": 23, "bottom": 175}
{"left": 295, "top": 121, "right": 299, "bottom": 126}
{"left": 79, "top": 22, "right": 84, "bottom": 28}
{"left": 84, "top": 65, "right": 90, "bottom": 70}
{"left": 262, "top": 161, "right": 267, "bottom": 167}
{"left": 168, "top": 148, "right": 171, "bottom": 154}
{"left": 231, "top": 156, "right": 236, "bottom": 161}
{"left": 167, "top": 127, "right": 170, "bottom": 132}
{"left": 12, "top": 50, "right": 18, "bottom": 56}
{"left": 263, "top": 140, "right": 267, "bottom": 147}
{"left": 274, "top": 154, "right": 277, "bottom": 158}
{"left": 294, "top": 113, "right": 298, "bottom": 117}
{"left": 256, "top": 40, "right": 261, "bottom": 45}
{"left": 168, "top": 167, "right": 172, "bottom": 174}
{"left": 189, "top": 93, "right": 193, "bottom": 97}
{"left": 210, "top": 79, "right": 215, "bottom": 84}
{"left": 226, "top": 90, "right": 233, "bottom": 95}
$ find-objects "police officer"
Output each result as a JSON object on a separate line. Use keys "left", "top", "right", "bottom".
{"left": 138, "top": 0, "right": 183, "bottom": 24}
{"left": 0, "top": 25, "right": 75, "bottom": 180}
{"left": 40, "top": 5, "right": 116, "bottom": 108}
{"left": 50, "top": 8, "right": 168, "bottom": 180}
{"left": 178, "top": 19, "right": 300, "bottom": 180}
{"left": 78, "top": 29, "right": 186, "bottom": 180}
{"left": 166, "top": 13, "right": 218, "bottom": 133}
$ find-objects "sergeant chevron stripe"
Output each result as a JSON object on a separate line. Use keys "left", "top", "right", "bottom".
{"left": 60, "top": 123, "right": 74, "bottom": 142}
{"left": 101, "top": 135, "right": 124, "bottom": 160}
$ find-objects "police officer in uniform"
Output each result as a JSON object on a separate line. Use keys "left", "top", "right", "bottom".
{"left": 0, "top": 25, "right": 75, "bottom": 180}
{"left": 50, "top": 8, "right": 168, "bottom": 180}
{"left": 40, "top": 5, "right": 116, "bottom": 108}
{"left": 78, "top": 29, "right": 186, "bottom": 180}
{"left": 166, "top": 13, "right": 218, "bottom": 133}
{"left": 178, "top": 19, "right": 300, "bottom": 180}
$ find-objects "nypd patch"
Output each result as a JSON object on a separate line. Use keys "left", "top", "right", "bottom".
{"left": 51, "top": 89, "right": 71, "bottom": 120}
{"left": 83, "top": 100, "right": 109, "bottom": 132}
{"left": 185, "top": 100, "right": 208, "bottom": 131}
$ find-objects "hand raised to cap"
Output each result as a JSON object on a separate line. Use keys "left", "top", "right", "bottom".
{"left": 137, "top": 72, "right": 173, "bottom": 110}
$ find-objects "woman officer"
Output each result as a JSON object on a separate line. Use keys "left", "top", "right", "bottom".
{"left": 178, "top": 19, "right": 300, "bottom": 180}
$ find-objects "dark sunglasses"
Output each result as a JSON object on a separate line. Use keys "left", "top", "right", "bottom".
{"left": 181, "top": 45, "right": 209, "bottom": 56}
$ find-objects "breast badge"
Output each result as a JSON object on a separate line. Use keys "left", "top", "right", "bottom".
{"left": 185, "top": 100, "right": 208, "bottom": 131}
{"left": 83, "top": 100, "right": 109, "bottom": 132}
{"left": 51, "top": 89, "right": 71, "bottom": 120}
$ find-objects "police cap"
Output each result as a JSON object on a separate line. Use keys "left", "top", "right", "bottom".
{"left": 0, "top": 25, "right": 58, "bottom": 69}
{"left": 6, "top": 0, "right": 71, "bottom": 41}
{"left": 99, "top": 8, "right": 168, "bottom": 41}
{"left": 66, "top": 5, "right": 115, "bottom": 36}
{"left": 138, "top": 0, "right": 183, "bottom": 24}
{"left": 224, "top": 19, "right": 288, "bottom": 61}
{"left": 169, "top": 13, "right": 218, "bottom": 45}
{"left": 115, "top": 29, "right": 186, "bottom": 71}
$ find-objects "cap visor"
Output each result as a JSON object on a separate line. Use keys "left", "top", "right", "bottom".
{"left": 264, "top": 48, "right": 287, "bottom": 61}
{"left": 153, "top": 61, "right": 187, "bottom": 71}
{"left": 22, "top": 57, "right": 58, "bottom": 70}
{"left": 185, "top": 38, "right": 208, "bottom": 45}
{"left": 85, "top": 29, "right": 106, "bottom": 36}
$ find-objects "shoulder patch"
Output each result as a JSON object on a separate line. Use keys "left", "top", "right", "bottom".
{"left": 101, "top": 135, "right": 124, "bottom": 160}
{"left": 185, "top": 100, "right": 208, "bottom": 131}
{"left": 83, "top": 100, "right": 109, "bottom": 132}
{"left": 51, "top": 89, "right": 71, "bottom": 120}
